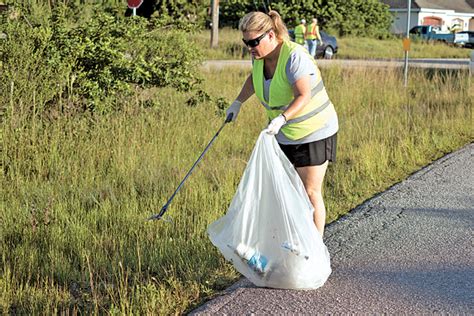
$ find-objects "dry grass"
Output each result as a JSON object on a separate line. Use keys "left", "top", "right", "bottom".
{"left": 1, "top": 66, "right": 472, "bottom": 314}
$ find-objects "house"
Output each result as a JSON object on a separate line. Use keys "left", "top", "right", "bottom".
{"left": 381, "top": 0, "right": 474, "bottom": 34}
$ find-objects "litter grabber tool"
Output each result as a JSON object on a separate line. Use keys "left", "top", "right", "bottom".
{"left": 148, "top": 113, "right": 234, "bottom": 221}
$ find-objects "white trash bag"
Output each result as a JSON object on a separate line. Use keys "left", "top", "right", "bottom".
{"left": 208, "top": 132, "right": 331, "bottom": 289}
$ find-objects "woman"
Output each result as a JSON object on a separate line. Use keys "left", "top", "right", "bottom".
{"left": 226, "top": 10, "right": 338, "bottom": 237}
{"left": 306, "top": 17, "right": 323, "bottom": 57}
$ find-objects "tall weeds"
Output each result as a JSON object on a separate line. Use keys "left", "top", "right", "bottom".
{"left": 1, "top": 66, "right": 472, "bottom": 314}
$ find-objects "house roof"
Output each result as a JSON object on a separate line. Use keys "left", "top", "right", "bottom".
{"left": 381, "top": 0, "right": 474, "bottom": 13}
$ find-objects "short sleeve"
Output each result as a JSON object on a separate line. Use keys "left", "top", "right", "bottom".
{"left": 286, "top": 47, "right": 319, "bottom": 86}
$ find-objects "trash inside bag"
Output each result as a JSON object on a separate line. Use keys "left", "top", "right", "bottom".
{"left": 208, "top": 132, "right": 331, "bottom": 289}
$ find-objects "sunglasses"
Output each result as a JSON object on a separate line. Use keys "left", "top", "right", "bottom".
{"left": 242, "top": 30, "right": 271, "bottom": 48}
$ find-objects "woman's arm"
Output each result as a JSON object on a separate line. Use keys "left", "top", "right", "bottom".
{"left": 282, "top": 75, "right": 312, "bottom": 120}
{"left": 316, "top": 26, "right": 323, "bottom": 43}
{"left": 235, "top": 74, "right": 255, "bottom": 103}
{"left": 226, "top": 74, "right": 255, "bottom": 122}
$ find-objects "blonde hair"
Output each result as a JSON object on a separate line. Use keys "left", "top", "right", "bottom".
{"left": 239, "top": 10, "right": 289, "bottom": 43}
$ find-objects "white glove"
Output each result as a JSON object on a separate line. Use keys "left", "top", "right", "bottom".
{"left": 264, "top": 114, "right": 287, "bottom": 135}
{"left": 225, "top": 100, "right": 242, "bottom": 122}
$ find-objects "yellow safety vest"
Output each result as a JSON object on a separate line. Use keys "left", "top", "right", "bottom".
{"left": 252, "top": 41, "right": 336, "bottom": 140}
{"left": 306, "top": 23, "right": 318, "bottom": 40}
{"left": 294, "top": 24, "right": 306, "bottom": 45}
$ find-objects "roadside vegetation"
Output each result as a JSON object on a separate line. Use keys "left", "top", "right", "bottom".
{"left": 336, "top": 36, "right": 472, "bottom": 59}
{"left": 1, "top": 2, "right": 473, "bottom": 315}
{"left": 2, "top": 65, "right": 472, "bottom": 313}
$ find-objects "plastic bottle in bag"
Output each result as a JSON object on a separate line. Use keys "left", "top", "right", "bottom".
{"left": 235, "top": 243, "right": 268, "bottom": 274}
{"left": 281, "top": 241, "right": 310, "bottom": 260}
{"left": 281, "top": 241, "right": 300, "bottom": 255}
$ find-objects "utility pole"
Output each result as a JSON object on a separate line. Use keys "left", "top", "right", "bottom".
{"left": 403, "top": 0, "right": 412, "bottom": 87}
{"left": 210, "top": 0, "right": 219, "bottom": 48}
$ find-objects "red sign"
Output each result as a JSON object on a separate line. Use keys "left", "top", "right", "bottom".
{"left": 127, "top": 0, "right": 144, "bottom": 9}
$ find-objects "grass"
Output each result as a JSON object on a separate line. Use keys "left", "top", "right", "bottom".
{"left": 195, "top": 27, "right": 473, "bottom": 60}
{"left": 337, "top": 36, "right": 472, "bottom": 59}
{"left": 194, "top": 28, "right": 250, "bottom": 60}
{"left": 1, "top": 65, "right": 472, "bottom": 314}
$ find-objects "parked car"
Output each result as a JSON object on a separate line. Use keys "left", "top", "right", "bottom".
{"left": 288, "top": 29, "right": 338, "bottom": 59}
{"left": 456, "top": 31, "right": 474, "bottom": 48}
{"left": 409, "top": 25, "right": 469, "bottom": 46}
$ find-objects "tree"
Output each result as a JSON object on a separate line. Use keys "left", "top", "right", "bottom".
{"left": 219, "top": 0, "right": 392, "bottom": 37}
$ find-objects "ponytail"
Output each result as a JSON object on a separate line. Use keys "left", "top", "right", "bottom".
{"left": 268, "top": 10, "right": 289, "bottom": 42}
{"left": 239, "top": 10, "right": 289, "bottom": 43}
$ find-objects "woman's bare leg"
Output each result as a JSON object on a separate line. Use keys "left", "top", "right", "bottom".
{"left": 296, "top": 161, "right": 329, "bottom": 237}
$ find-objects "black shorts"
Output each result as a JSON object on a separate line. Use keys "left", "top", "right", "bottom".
{"left": 279, "top": 133, "right": 337, "bottom": 167}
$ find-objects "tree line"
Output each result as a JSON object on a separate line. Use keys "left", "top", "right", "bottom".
{"left": 25, "top": 0, "right": 392, "bottom": 37}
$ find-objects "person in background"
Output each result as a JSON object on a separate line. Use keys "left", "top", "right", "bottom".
{"left": 225, "top": 10, "right": 338, "bottom": 237}
{"left": 294, "top": 18, "right": 306, "bottom": 46}
{"left": 305, "top": 18, "right": 323, "bottom": 57}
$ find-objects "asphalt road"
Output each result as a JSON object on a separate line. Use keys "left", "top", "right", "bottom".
{"left": 202, "top": 58, "right": 472, "bottom": 71}
{"left": 190, "top": 143, "right": 474, "bottom": 315}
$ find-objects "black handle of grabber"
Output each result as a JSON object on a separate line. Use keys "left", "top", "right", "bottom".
{"left": 148, "top": 113, "right": 233, "bottom": 221}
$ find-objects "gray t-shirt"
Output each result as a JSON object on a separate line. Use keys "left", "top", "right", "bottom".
{"left": 262, "top": 46, "right": 338, "bottom": 145}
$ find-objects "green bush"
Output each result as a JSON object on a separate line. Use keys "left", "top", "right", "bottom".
{"left": 0, "top": 3, "right": 204, "bottom": 115}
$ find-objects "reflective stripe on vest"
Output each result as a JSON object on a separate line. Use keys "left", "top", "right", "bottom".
{"left": 259, "top": 80, "right": 325, "bottom": 111}
{"left": 252, "top": 40, "right": 336, "bottom": 140}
